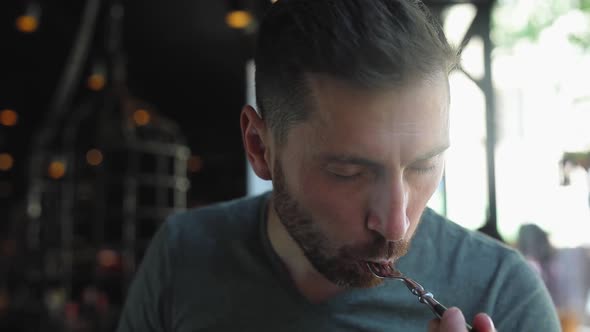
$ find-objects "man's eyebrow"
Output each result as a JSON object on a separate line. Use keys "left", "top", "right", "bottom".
{"left": 412, "top": 144, "right": 450, "bottom": 163}
{"left": 319, "top": 155, "right": 381, "bottom": 169}
{"left": 318, "top": 144, "right": 450, "bottom": 167}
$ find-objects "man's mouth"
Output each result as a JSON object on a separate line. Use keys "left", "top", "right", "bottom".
{"left": 363, "top": 260, "right": 392, "bottom": 273}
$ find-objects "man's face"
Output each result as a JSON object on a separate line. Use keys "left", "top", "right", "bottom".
{"left": 271, "top": 74, "right": 449, "bottom": 288}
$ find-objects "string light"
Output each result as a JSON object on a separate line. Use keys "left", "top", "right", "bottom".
{"left": 87, "top": 61, "right": 107, "bottom": 91}
{"left": 132, "top": 109, "right": 151, "bottom": 126}
{"left": 48, "top": 160, "right": 66, "bottom": 179}
{"left": 0, "top": 109, "right": 18, "bottom": 127}
{"left": 187, "top": 155, "right": 203, "bottom": 173}
{"left": 226, "top": 10, "right": 253, "bottom": 29}
{"left": 86, "top": 149, "right": 104, "bottom": 166}
{"left": 97, "top": 249, "right": 119, "bottom": 268}
{"left": 15, "top": 3, "right": 41, "bottom": 33}
{"left": 87, "top": 73, "right": 106, "bottom": 91}
{"left": 16, "top": 15, "right": 38, "bottom": 33}
{"left": 0, "top": 154, "right": 14, "bottom": 171}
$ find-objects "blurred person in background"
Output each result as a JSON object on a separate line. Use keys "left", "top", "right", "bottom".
{"left": 116, "top": 0, "right": 560, "bottom": 331}
{"left": 517, "top": 224, "right": 555, "bottom": 284}
{"left": 518, "top": 223, "right": 590, "bottom": 331}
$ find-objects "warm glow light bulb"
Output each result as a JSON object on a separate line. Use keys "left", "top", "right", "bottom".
{"left": 0, "top": 109, "right": 18, "bottom": 127}
{"left": 188, "top": 155, "right": 203, "bottom": 173}
{"left": 87, "top": 74, "right": 106, "bottom": 91}
{"left": 97, "top": 249, "right": 119, "bottom": 268}
{"left": 86, "top": 149, "right": 104, "bottom": 166}
{"left": 16, "top": 15, "right": 38, "bottom": 33}
{"left": 133, "top": 109, "right": 151, "bottom": 126}
{"left": 0, "top": 154, "right": 14, "bottom": 171}
{"left": 226, "top": 10, "right": 253, "bottom": 29}
{"left": 48, "top": 161, "right": 66, "bottom": 179}
{"left": 16, "top": 3, "right": 41, "bottom": 33}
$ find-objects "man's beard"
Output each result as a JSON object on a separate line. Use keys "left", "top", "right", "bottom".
{"left": 271, "top": 161, "right": 410, "bottom": 288}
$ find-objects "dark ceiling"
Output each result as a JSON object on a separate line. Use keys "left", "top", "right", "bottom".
{"left": 2, "top": 0, "right": 268, "bottom": 146}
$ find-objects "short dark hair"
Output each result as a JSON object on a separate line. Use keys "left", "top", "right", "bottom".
{"left": 254, "top": 0, "right": 458, "bottom": 146}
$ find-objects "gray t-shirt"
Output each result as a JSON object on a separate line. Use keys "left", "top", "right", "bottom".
{"left": 116, "top": 193, "right": 560, "bottom": 331}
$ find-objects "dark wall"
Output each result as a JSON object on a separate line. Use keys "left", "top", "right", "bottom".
{"left": 1, "top": 0, "right": 268, "bottom": 210}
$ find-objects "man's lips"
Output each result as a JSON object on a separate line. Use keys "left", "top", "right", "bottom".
{"left": 364, "top": 259, "right": 394, "bottom": 265}
{"left": 362, "top": 260, "right": 393, "bottom": 273}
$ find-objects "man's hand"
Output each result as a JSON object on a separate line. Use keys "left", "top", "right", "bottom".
{"left": 428, "top": 307, "right": 496, "bottom": 332}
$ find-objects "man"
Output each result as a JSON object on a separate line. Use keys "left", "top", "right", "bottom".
{"left": 117, "top": 0, "right": 560, "bottom": 331}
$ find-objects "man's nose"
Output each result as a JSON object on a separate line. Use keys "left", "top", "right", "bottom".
{"left": 366, "top": 176, "right": 410, "bottom": 242}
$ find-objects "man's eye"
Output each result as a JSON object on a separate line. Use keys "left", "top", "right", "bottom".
{"left": 330, "top": 171, "right": 362, "bottom": 179}
{"left": 409, "top": 164, "right": 437, "bottom": 174}
{"left": 326, "top": 166, "right": 364, "bottom": 179}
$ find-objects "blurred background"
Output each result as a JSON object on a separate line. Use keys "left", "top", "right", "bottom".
{"left": 0, "top": 0, "right": 589, "bottom": 331}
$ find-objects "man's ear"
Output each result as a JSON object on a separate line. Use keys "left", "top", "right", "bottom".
{"left": 241, "top": 105, "right": 272, "bottom": 180}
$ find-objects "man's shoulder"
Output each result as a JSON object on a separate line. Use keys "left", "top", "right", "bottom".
{"left": 411, "top": 208, "right": 530, "bottom": 289}
{"left": 415, "top": 209, "right": 560, "bottom": 331}
{"left": 419, "top": 208, "right": 518, "bottom": 259}
{"left": 168, "top": 193, "right": 267, "bottom": 228}
{"left": 163, "top": 193, "right": 269, "bottom": 254}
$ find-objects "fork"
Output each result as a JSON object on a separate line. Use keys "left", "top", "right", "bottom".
{"left": 366, "top": 262, "right": 474, "bottom": 331}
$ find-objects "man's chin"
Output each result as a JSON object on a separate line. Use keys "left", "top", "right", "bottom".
{"left": 355, "top": 262, "right": 385, "bottom": 288}
{"left": 355, "top": 275, "right": 384, "bottom": 288}
{"left": 337, "top": 274, "right": 383, "bottom": 289}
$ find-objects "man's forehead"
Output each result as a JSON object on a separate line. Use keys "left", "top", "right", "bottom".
{"left": 306, "top": 73, "right": 448, "bottom": 115}
{"left": 299, "top": 122, "right": 449, "bottom": 164}
{"left": 291, "top": 73, "right": 449, "bottom": 162}
{"left": 305, "top": 77, "right": 449, "bottom": 132}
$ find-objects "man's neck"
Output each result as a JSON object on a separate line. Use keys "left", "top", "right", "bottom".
{"left": 266, "top": 199, "right": 344, "bottom": 303}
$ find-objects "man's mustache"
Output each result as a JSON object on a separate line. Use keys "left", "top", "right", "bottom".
{"left": 343, "top": 236, "right": 409, "bottom": 261}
